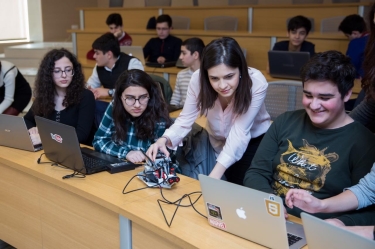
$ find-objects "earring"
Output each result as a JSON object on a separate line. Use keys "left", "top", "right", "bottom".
{"left": 240, "top": 75, "right": 242, "bottom": 79}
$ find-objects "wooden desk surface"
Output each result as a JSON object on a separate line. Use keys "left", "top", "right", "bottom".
{"left": 0, "top": 145, "right": 307, "bottom": 248}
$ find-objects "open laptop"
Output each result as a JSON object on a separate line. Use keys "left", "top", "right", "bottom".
{"left": 120, "top": 46, "right": 145, "bottom": 65}
{"left": 0, "top": 114, "right": 42, "bottom": 152}
{"left": 35, "top": 116, "right": 136, "bottom": 175}
{"left": 198, "top": 174, "right": 306, "bottom": 249}
{"left": 301, "top": 212, "right": 375, "bottom": 249}
{"left": 268, "top": 50, "right": 310, "bottom": 80}
{"left": 145, "top": 61, "right": 177, "bottom": 68}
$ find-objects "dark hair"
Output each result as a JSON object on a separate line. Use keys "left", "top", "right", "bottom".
{"left": 32, "top": 48, "right": 85, "bottom": 116}
{"left": 338, "top": 14, "right": 366, "bottom": 34}
{"left": 112, "top": 69, "right": 172, "bottom": 142}
{"left": 182, "top": 38, "right": 205, "bottom": 59}
{"left": 301, "top": 50, "right": 355, "bottom": 99}
{"left": 288, "top": 15, "right": 312, "bottom": 35}
{"left": 106, "top": 13, "right": 123, "bottom": 26}
{"left": 362, "top": 2, "right": 375, "bottom": 99}
{"left": 199, "top": 37, "right": 252, "bottom": 115}
{"left": 92, "top": 32, "right": 120, "bottom": 57}
{"left": 156, "top": 14, "right": 172, "bottom": 27}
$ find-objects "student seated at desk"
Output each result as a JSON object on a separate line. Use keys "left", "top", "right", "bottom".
{"left": 93, "top": 69, "right": 172, "bottom": 163}
{"left": 272, "top": 15, "right": 315, "bottom": 57}
{"left": 24, "top": 48, "right": 95, "bottom": 146}
{"left": 0, "top": 60, "right": 32, "bottom": 116}
{"left": 170, "top": 38, "right": 205, "bottom": 108}
{"left": 143, "top": 14, "right": 182, "bottom": 64}
{"left": 286, "top": 164, "right": 375, "bottom": 240}
{"left": 244, "top": 50, "right": 375, "bottom": 226}
{"left": 147, "top": 37, "right": 271, "bottom": 185}
{"left": 86, "top": 13, "right": 132, "bottom": 60}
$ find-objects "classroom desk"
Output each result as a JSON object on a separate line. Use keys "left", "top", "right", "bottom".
{"left": 0, "top": 146, "right": 307, "bottom": 248}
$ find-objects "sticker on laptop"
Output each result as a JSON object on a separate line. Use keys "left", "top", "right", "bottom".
{"left": 264, "top": 195, "right": 281, "bottom": 217}
{"left": 208, "top": 217, "right": 226, "bottom": 230}
{"left": 50, "top": 133, "right": 63, "bottom": 143}
{"left": 207, "top": 203, "right": 223, "bottom": 220}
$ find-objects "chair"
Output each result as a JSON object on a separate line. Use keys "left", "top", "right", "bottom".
{"left": 171, "top": 16, "right": 190, "bottom": 29}
{"left": 145, "top": 0, "right": 171, "bottom": 6}
{"left": 197, "top": 0, "right": 227, "bottom": 6}
{"left": 204, "top": 16, "right": 238, "bottom": 31}
{"left": 320, "top": 16, "right": 345, "bottom": 33}
{"left": 332, "top": 0, "right": 359, "bottom": 3}
{"left": 109, "top": 0, "right": 124, "bottom": 7}
{"left": 286, "top": 17, "right": 315, "bottom": 32}
{"left": 171, "top": 0, "right": 194, "bottom": 6}
{"left": 264, "top": 81, "right": 304, "bottom": 121}
{"left": 292, "top": 0, "right": 323, "bottom": 3}
{"left": 228, "top": 0, "right": 258, "bottom": 5}
{"left": 148, "top": 74, "right": 173, "bottom": 104}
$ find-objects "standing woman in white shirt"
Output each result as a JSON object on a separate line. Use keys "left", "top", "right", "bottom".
{"left": 147, "top": 37, "right": 271, "bottom": 185}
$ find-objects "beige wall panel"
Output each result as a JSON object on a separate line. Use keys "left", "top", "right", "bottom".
{"left": 133, "top": 223, "right": 182, "bottom": 249}
{"left": 252, "top": 6, "right": 358, "bottom": 32}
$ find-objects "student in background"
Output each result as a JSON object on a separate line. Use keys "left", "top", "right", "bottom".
{"left": 86, "top": 13, "right": 132, "bottom": 60}
{"left": 24, "top": 48, "right": 95, "bottom": 146}
{"left": 170, "top": 38, "right": 205, "bottom": 108}
{"left": 272, "top": 15, "right": 315, "bottom": 57}
{"left": 244, "top": 51, "right": 375, "bottom": 226}
{"left": 93, "top": 69, "right": 172, "bottom": 163}
{"left": 0, "top": 60, "right": 32, "bottom": 116}
{"left": 339, "top": 14, "right": 368, "bottom": 78}
{"left": 147, "top": 37, "right": 271, "bottom": 185}
{"left": 86, "top": 33, "right": 143, "bottom": 127}
{"left": 143, "top": 14, "right": 182, "bottom": 64}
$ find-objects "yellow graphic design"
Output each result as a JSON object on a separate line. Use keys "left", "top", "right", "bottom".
{"left": 274, "top": 139, "right": 338, "bottom": 196}
{"left": 265, "top": 199, "right": 281, "bottom": 217}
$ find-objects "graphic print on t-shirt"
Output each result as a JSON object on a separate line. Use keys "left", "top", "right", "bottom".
{"left": 273, "top": 139, "right": 338, "bottom": 196}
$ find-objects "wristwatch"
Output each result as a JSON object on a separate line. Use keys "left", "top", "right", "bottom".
{"left": 108, "top": 89, "right": 114, "bottom": 97}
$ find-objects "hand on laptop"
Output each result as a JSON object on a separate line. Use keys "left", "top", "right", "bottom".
{"left": 126, "top": 151, "right": 146, "bottom": 164}
{"left": 157, "top": 56, "right": 166, "bottom": 64}
{"left": 285, "top": 189, "right": 323, "bottom": 213}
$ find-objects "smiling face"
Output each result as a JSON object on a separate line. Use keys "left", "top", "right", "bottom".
{"left": 121, "top": 86, "right": 149, "bottom": 118}
{"left": 53, "top": 56, "right": 74, "bottom": 91}
{"left": 207, "top": 63, "right": 240, "bottom": 99}
{"left": 288, "top": 27, "right": 308, "bottom": 48}
{"left": 302, "top": 80, "right": 351, "bottom": 129}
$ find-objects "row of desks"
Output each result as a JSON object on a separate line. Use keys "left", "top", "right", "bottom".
{"left": 0, "top": 145, "right": 307, "bottom": 248}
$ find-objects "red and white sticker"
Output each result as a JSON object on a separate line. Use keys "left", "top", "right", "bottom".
{"left": 208, "top": 217, "right": 226, "bottom": 230}
{"left": 50, "top": 133, "right": 63, "bottom": 143}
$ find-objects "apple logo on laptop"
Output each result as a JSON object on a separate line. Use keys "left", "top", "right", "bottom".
{"left": 236, "top": 207, "right": 246, "bottom": 219}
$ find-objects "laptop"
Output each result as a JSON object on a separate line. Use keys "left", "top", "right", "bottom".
{"left": 120, "top": 46, "right": 145, "bottom": 65}
{"left": 198, "top": 174, "right": 306, "bottom": 249}
{"left": 301, "top": 212, "right": 375, "bottom": 249}
{"left": 0, "top": 114, "right": 42, "bottom": 152}
{"left": 268, "top": 50, "right": 310, "bottom": 80}
{"left": 168, "top": 104, "right": 183, "bottom": 113}
{"left": 35, "top": 116, "right": 135, "bottom": 175}
{"left": 145, "top": 61, "right": 177, "bottom": 68}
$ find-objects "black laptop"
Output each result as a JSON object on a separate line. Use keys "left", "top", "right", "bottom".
{"left": 268, "top": 50, "right": 310, "bottom": 80}
{"left": 146, "top": 61, "right": 177, "bottom": 68}
{"left": 35, "top": 116, "right": 135, "bottom": 175}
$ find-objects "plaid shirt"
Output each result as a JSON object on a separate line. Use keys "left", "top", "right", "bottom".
{"left": 92, "top": 102, "right": 167, "bottom": 158}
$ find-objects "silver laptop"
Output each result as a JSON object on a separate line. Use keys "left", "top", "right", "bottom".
{"left": 301, "top": 212, "right": 375, "bottom": 249}
{"left": 35, "top": 116, "right": 134, "bottom": 175}
{"left": 0, "top": 114, "right": 42, "bottom": 152}
{"left": 268, "top": 50, "right": 310, "bottom": 80}
{"left": 198, "top": 174, "right": 306, "bottom": 249}
{"left": 120, "top": 46, "right": 145, "bottom": 65}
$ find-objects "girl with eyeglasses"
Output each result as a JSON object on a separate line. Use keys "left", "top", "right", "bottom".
{"left": 92, "top": 69, "right": 172, "bottom": 163}
{"left": 24, "top": 48, "right": 95, "bottom": 146}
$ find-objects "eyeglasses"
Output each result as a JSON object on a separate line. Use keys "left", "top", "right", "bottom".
{"left": 52, "top": 68, "right": 74, "bottom": 77}
{"left": 122, "top": 95, "right": 150, "bottom": 106}
{"left": 156, "top": 27, "right": 169, "bottom": 31}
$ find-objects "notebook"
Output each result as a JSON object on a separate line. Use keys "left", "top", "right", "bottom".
{"left": 0, "top": 114, "right": 42, "bottom": 152}
{"left": 301, "top": 212, "right": 375, "bottom": 249}
{"left": 35, "top": 116, "right": 135, "bottom": 175}
{"left": 145, "top": 61, "right": 177, "bottom": 68}
{"left": 120, "top": 46, "right": 145, "bottom": 65}
{"left": 268, "top": 51, "right": 310, "bottom": 80}
{"left": 198, "top": 174, "right": 306, "bottom": 249}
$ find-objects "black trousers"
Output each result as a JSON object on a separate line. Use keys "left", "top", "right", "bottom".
{"left": 224, "top": 134, "right": 265, "bottom": 185}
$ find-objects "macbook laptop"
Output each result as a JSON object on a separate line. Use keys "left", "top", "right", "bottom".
{"left": 198, "top": 174, "right": 306, "bottom": 249}
{"left": 35, "top": 116, "right": 135, "bottom": 175}
{"left": 301, "top": 212, "right": 375, "bottom": 249}
{"left": 145, "top": 61, "right": 177, "bottom": 68}
{"left": 268, "top": 51, "right": 310, "bottom": 80}
{"left": 0, "top": 114, "right": 42, "bottom": 152}
{"left": 120, "top": 46, "right": 145, "bottom": 65}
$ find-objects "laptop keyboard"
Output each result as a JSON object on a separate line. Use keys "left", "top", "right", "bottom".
{"left": 287, "top": 233, "right": 303, "bottom": 246}
{"left": 81, "top": 153, "right": 109, "bottom": 173}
